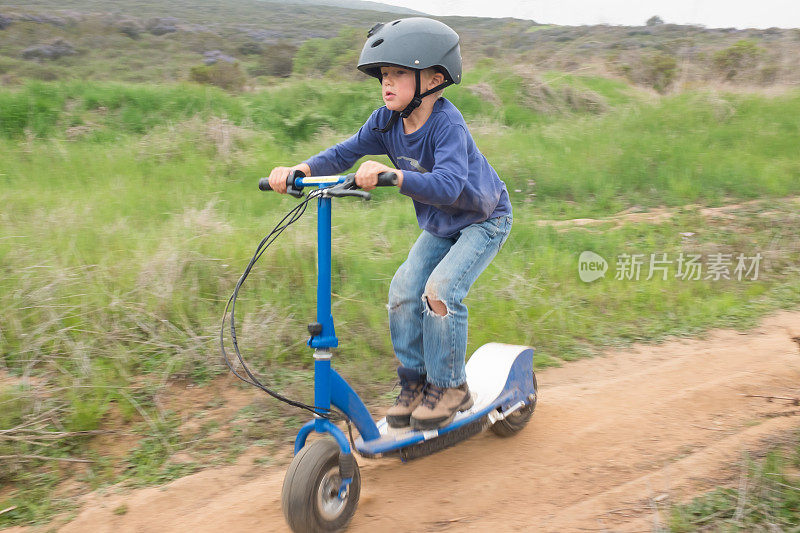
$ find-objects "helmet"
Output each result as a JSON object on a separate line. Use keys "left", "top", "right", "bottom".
{"left": 357, "top": 17, "right": 462, "bottom": 85}
{"left": 358, "top": 18, "right": 462, "bottom": 132}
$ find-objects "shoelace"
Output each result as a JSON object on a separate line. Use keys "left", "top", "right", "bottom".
{"left": 421, "top": 383, "right": 445, "bottom": 409}
{"left": 396, "top": 380, "right": 422, "bottom": 406}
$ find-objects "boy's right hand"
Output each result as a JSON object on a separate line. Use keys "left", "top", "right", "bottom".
{"left": 267, "top": 163, "right": 310, "bottom": 194}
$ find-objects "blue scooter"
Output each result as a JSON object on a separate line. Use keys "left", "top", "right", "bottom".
{"left": 221, "top": 171, "right": 537, "bottom": 532}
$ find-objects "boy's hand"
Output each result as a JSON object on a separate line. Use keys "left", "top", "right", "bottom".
{"left": 355, "top": 161, "right": 403, "bottom": 191}
{"left": 267, "top": 163, "right": 311, "bottom": 194}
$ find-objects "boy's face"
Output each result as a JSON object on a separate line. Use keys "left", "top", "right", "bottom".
{"left": 380, "top": 66, "right": 417, "bottom": 111}
{"left": 380, "top": 66, "right": 442, "bottom": 112}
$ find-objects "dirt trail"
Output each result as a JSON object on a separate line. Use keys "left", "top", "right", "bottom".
{"left": 535, "top": 196, "right": 800, "bottom": 231}
{"left": 25, "top": 309, "right": 800, "bottom": 532}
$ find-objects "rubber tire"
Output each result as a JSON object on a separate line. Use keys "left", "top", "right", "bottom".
{"left": 490, "top": 372, "right": 537, "bottom": 438}
{"left": 281, "top": 439, "right": 361, "bottom": 533}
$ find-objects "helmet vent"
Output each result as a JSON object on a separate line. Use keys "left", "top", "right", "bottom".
{"left": 371, "top": 38, "right": 384, "bottom": 47}
{"left": 392, "top": 20, "right": 401, "bottom": 25}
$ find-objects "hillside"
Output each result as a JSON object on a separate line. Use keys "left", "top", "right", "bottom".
{"left": 1, "top": 0, "right": 799, "bottom": 91}
{"left": 259, "top": 0, "right": 426, "bottom": 15}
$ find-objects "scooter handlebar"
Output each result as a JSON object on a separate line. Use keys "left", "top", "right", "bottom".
{"left": 258, "top": 171, "right": 398, "bottom": 193}
{"left": 375, "top": 171, "right": 398, "bottom": 187}
{"left": 259, "top": 170, "right": 305, "bottom": 197}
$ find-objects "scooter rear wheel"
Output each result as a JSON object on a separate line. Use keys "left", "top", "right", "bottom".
{"left": 282, "top": 438, "right": 361, "bottom": 533}
{"left": 491, "top": 372, "right": 537, "bottom": 437}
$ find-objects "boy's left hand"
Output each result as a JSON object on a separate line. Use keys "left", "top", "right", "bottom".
{"left": 354, "top": 161, "right": 403, "bottom": 191}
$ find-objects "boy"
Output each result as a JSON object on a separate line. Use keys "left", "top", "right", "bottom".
{"left": 267, "top": 17, "right": 512, "bottom": 430}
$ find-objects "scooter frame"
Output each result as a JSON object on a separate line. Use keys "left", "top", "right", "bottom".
{"left": 289, "top": 174, "right": 536, "bottom": 468}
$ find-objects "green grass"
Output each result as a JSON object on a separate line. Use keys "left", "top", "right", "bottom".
{"left": 541, "top": 71, "right": 637, "bottom": 107}
{"left": 669, "top": 434, "right": 800, "bottom": 531}
{"left": 1, "top": 77, "right": 800, "bottom": 527}
{"left": 0, "top": 79, "right": 381, "bottom": 142}
{"left": 478, "top": 90, "right": 800, "bottom": 217}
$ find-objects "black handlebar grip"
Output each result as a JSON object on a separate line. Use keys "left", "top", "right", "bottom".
{"left": 287, "top": 169, "right": 305, "bottom": 198}
{"left": 258, "top": 170, "right": 306, "bottom": 198}
{"left": 376, "top": 171, "right": 398, "bottom": 187}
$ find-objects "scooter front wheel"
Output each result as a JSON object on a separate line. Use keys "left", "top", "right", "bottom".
{"left": 282, "top": 438, "right": 361, "bottom": 532}
{"left": 491, "top": 372, "right": 537, "bottom": 438}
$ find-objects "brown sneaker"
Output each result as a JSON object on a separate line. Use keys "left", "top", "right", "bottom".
{"left": 410, "top": 382, "right": 474, "bottom": 431}
{"left": 386, "top": 368, "right": 426, "bottom": 428}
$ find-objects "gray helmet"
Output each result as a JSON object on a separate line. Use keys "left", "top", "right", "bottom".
{"left": 357, "top": 17, "right": 462, "bottom": 85}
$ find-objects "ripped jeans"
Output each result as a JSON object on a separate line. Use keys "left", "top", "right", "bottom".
{"left": 388, "top": 215, "right": 512, "bottom": 388}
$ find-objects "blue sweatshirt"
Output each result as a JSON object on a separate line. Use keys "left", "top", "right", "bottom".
{"left": 303, "top": 97, "right": 512, "bottom": 239}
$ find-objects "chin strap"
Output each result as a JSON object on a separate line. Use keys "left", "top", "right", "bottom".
{"left": 373, "top": 69, "right": 453, "bottom": 133}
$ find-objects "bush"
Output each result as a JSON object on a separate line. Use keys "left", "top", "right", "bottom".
{"left": 623, "top": 52, "right": 677, "bottom": 93}
{"left": 645, "top": 52, "right": 677, "bottom": 93}
{"left": 21, "top": 39, "right": 77, "bottom": 61}
{"left": 202, "top": 50, "right": 236, "bottom": 65}
{"left": 759, "top": 64, "right": 779, "bottom": 85}
{"left": 237, "top": 42, "right": 263, "bottom": 56}
{"left": 146, "top": 17, "right": 178, "bottom": 36}
{"left": 713, "top": 39, "right": 765, "bottom": 80}
{"left": 190, "top": 62, "right": 246, "bottom": 91}
{"left": 292, "top": 27, "right": 361, "bottom": 78}
{"left": 116, "top": 19, "right": 143, "bottom": 40}
{"left": 646, "top": 15, "right": 664, "bottom": 26}
{"left": 247, "top": 43, "right": 297, "bottom": 78}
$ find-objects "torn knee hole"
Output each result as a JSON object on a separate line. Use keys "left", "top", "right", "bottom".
{"left": 422, "top": 295, "right": 449, "bottom": 317}
{"left": 429, "top": 299, "right": 448, "bottom": 316}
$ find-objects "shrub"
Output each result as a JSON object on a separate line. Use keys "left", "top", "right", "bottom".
{"left": 713, "top": 39, "right": 765, "bottom": 80}
{"left": 627, "top": 52, "right": 678, "bottom": 93}
{"left": 247, "top": 43, "right": 297, "bottom": 78}
{"left": 646, "top": 15, "right": 664, "bottom": 26}
{"left": 758, "top": 63, "right": 779, "bottom": 84}
{"left": 237, "top": 42, "right": 263, "bottom": 56}
{"left": 292, "top": 27, "right": 361, "bottom": 78}
{"left": 146, "top": 17, "right": 178, "bottom": 36}
{"left": 648, "top": 52, "right": 677, "bottom": 93}
{"left": 202, "top": 50, "right": 236, "bottom": 65}
{"left": 116, "top": 19, "right": 143, "bottom": 40}
{"left": 190, "top": 62, "right": 246, "bottom": 91}
{"left": 21, "top": 39, "right": 77, "bottom": 61}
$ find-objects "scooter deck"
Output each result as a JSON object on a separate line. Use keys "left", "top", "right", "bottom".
{"left": 353, "top": 343, "right": 536, "bottom": 458}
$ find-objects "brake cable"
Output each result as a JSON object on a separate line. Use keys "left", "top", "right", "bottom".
{"left": 219, "top": 187, "right": 341, "bottom": 420}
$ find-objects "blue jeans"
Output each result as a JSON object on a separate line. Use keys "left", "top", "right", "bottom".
{"left": 388, "top": 215, "right": 513, "bottom": 388}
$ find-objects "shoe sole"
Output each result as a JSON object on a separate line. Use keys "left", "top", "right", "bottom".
{"left": 386, "top": 414, "right": 411, "bottom": 428}
{"left": 410, "top": 393, "right": 475, "bottom": 431}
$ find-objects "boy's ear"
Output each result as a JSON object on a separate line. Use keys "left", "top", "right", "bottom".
{"left": 426, "top": 69, "right": 445, "bottom": 89}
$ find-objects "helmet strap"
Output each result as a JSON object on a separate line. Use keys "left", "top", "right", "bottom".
{"left": 400, "top": 69, "right": 423, "bottom": 119}
{"left": 373, "top": 69, "right": 454, "bottom": 133}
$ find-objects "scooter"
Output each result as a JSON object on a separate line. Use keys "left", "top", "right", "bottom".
{"left": 221, "top": 170, "right": 537, "bottom": 532}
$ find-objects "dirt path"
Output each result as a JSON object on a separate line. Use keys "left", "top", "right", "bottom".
{"left": 24, "top": 309, "right": 800, "bottom": 532}
{"left": 535, "top": 196, "right": 800, "bottom": 231}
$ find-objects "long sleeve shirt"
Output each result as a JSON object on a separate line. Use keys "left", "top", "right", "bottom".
{"left": 303, "top": 97, "right": 512, "bottom": 238}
